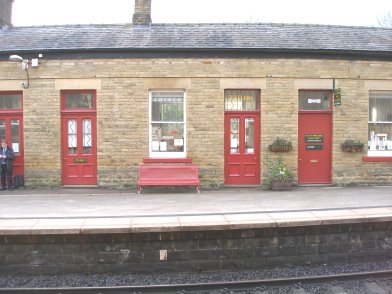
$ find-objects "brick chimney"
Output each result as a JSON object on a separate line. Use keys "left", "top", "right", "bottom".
{"left": 0, "top": 0, "right": 13, "bottom": 28}
{"left": 132, "top": 0, "right": 151, "bottom": 26}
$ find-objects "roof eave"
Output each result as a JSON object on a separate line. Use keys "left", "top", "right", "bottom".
{"left": 1, "top": 47, "right": 392, "bottom": 59}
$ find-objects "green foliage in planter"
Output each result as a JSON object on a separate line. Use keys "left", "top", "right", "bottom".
{"left": 262, "top": 156, "right": 293, "bottom": 189}
{"left": 268, "top": 137, "right": 293, "bottom": 152}
{"left": 341, "top": 139, "right": 364, "bottom": 152}
{"left": 270, "top": 137, "right": 292, "bottom": 146}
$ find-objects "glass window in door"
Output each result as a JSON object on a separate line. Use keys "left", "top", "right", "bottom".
{"left": 68, "top": 119, "right": 77, "bottom": 154}
{"left": 245, "top": 118, "right": 254, "bottom": 153}
{"left": 11, "top": 120, "right": 20, "bottom": 153}
{"left": 230, "top": 118, "right": 240, "bottom": 154}
{"left": 0, "top": 121, "right": 5, "bottom": 143}
{"left": 82, "top": 119, "right": 92, "bottom": 154}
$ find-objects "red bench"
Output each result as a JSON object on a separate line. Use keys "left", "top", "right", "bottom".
{"left": 138, "top": 164, "right": 200, "bottom": 194}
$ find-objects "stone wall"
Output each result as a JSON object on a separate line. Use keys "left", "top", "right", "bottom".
{"left": 1, "top": 221, "right": 391, "bottom": 274}
{"left": 1, "top": 56, "right": 392, "bottom": 187}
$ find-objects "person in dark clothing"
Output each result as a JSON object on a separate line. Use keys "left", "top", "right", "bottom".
{"left": 0, "top": 141, "right": 14, "bottom": 191}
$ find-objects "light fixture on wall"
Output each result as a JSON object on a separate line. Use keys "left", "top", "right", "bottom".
{"left": 9, "top": 54, "right": 30, "bottom": 89}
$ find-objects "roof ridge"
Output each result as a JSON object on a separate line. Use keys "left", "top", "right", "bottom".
{"left": 8, "top": 22, "right": 390, "bottom": 31}
{"left": 10, "top": 23, "right": 129, "bottom": 29}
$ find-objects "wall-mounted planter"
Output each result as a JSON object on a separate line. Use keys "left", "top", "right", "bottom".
{"left": 268, "top": 144, "right": 293, "bottom": 152}
{"left": 341, "top": 140, "right": 364, "bottom": 153}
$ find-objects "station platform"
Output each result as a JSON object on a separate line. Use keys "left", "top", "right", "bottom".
{"left": 1, "top": 185, "right": 392, "bottom": 234}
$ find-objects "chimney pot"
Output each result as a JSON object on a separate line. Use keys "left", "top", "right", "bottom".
{"left": 132, "top": 0, "right": 151, "bottom": 26}
{"left": 0, "top": 0, "right": 13, "bottom": 28}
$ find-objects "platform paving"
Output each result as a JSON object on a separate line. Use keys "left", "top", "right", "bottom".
{"left": 0, "top": 185, "right": 391, "bottom": 234}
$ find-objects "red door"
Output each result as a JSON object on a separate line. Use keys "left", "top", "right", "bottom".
{"left": 224, "top": 113, "right": 260, "bottom": 185}
{"left": 0, "top": 92, "right": 24, "bottom": 182}
{"left": 298, "top": 112, "right": 332, "bottom": 184}
{"left": 61, "top": 90, "right": 97, "bottom": 186}
{"left": 62, "top": 114, "right": 97, "bottom": 185}
{"left": 62, "top": 113, "right": 97, "bottom": 185}
{"left": 0, "top": 115, "right": 24, "bottom": 178}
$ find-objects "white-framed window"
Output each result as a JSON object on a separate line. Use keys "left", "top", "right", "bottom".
{"left": 368, "top": 91, "right": 392, "bottom": 156}
{"left": 149, "top": 91, "right": 186, "bottom": 158}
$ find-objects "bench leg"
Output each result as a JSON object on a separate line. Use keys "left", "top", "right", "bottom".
{"left": 197, "top": 185, "right": 200, "bottom": 194}
{"left": 138, "top": 185, "right": 141, "bottom": 194}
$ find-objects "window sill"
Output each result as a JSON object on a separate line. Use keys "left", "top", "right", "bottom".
{"left": 143, "top": 157, "right": 193, "bottom": 163}
{"left": 362, "top": 156, "right": 392, "bottom": 162}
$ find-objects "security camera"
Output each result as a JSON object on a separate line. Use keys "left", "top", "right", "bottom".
{"left": 21, "top": 81, "right": 28, "bottom": 89}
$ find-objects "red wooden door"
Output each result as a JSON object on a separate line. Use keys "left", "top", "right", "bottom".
{"left": 298, "top": 112, "right": 332, "bottom": 184}
{"left": 0, "top": 115, "right": 24, "bottom": 178}
{"left": 224, "top": 113, "right": 260, "bottom": 185}
{"left": 62, "top": 114, "right": 97, "bottom": 185}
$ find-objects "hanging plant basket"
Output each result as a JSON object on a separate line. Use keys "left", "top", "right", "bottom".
{"left": 341, "top": 140, "right": 364, "bottom": 153}
{"left": 268, "top": 144, "right": 293, "bottom": 152}
{"left": 268, "top": 137, "right": 293, "bottom": 153}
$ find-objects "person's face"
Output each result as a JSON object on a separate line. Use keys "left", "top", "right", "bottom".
{"left": 1, "top": 143, "right": 6, "bottom": 149}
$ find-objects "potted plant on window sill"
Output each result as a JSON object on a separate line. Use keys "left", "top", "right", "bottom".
{"left": 263, "top": 156, "right": 294, "bottom": 191}
{"left": 341, "top": 139, "right": 364, "bottom": 153}
{"left": 268, "top": 137, "right": 293, "bottom": 152}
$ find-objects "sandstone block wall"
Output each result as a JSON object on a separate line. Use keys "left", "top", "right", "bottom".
{"left": 0, "top": 56, "right": 392, "bottom": 187}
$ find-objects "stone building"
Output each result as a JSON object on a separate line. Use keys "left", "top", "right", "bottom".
{"left": 0, "top": 0, "right": 392, "bottom": 188}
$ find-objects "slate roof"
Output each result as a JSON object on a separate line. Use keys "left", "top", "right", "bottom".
{"left": 0, "top": 23, "right": 392, "bottom": 56}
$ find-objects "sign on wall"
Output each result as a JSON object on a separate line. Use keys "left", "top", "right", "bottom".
{"left": 306, "top": 145, "right": 323, "bottom": 150}
{"left": 334, "top": 88, "right": 341, "bottom": 106}
{"left": 304, "top": 134, "right": 324, "bottom": 143}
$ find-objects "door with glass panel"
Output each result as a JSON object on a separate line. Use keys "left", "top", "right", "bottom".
{"left": 298, "top": 90, "right": 332, "bottom": 184}
{"left": 0, "top": 116, "right": 23, "bottom": 178}
{"left": 224, "top": 90, "right": 260, "bottom": 185}
{"left": 0, "top": 92, "right": 24, "bottom": 180}
{"left": 61, "top": 91, "right": 97, "bottom": 185}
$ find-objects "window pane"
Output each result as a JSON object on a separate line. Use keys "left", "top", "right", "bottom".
{"left": 151, "top": 123, "right": 184, "bottom": 152}
{"left": 245, "top": 118, "right": 254, "bottom": 153}
{"left": 151, "top": 93, "right": 184, "bottom": 122}
{"left": 230, "top": 118, "right": 240, "bottom": 154}
{"left": 150, "top": 91, "right": 185, "bottom": 156}
{"left": 82, "top": 119, "right": 92, "bottom": 154}
{"left": 225, "top": 90, "right": 259, "bottom": 111}
{"left": 299, "top": 91, "right": 330, "bottom": 110}
{"left": 368, "top": 91, "right": 392, "bottom": 155}
{"left": 11, "top": 120, "right": 20, "bottom": 153}
{"left": 368, "top": 125, "right": 392, "bottom": 151}
{"left": 64, "top": 93, "right": 94, "bottom": 109}
{"left": 0, "top": 121, "right": 5, "bottom": 143}
{"left": 0, "top": 94, "right": 22, "bottom": 109}
{"left": 369, "top": 91, "right": 392, "bottom": 122}
{"left": 68, "top": 119, "right": 77, "bottom": 154}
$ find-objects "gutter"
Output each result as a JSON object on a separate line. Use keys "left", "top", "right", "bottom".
{"left": 1, "top": 47, "right": 392, "bottom": 61}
